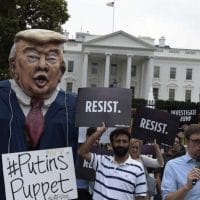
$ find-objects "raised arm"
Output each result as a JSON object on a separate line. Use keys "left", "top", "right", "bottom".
{"left": 78, "top": 123, "right": 107, "bottom": 161}
{"left": 141, "top": 143, "right": 164, "bottom": 168}
{"left": 153, "top": 143, "right": 164, "bottom": 167}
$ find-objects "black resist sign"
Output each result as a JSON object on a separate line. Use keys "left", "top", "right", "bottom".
{"left": 75, "top": 87, "right": 132, "bottom": 127}
{"left": 132, "top": 106, "right": 180, "bottom": 146}
{"left": 75, "top": 146, "right": 113, "bottom": 181}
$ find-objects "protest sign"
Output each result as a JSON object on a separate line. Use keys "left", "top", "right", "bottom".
{"left": 132, "top": 106, "right": 180, "bottom": 146}
{"left": 78, "top": 127, "right": 115, "bottom": 144}
{"left": 75, "top": 146, "right": 113, "bottom": 181}
{"left": 167, "top": 105, "right": 199, "bottom": 126}
{"left": 141, "top": 144, "right": 156, "bottom": 158}
{"left": 2, "top": 147, "right": 77, "bottom": 200}
{"left": 75, "top": 87, "right": 132, "bottom": 127}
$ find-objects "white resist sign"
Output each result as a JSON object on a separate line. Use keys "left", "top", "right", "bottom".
{"left": 2, "top": 147, "right": 77, "bottom": 200}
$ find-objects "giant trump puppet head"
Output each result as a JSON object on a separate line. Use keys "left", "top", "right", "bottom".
{"left": 8, "top": 29, "right": 67, "bottom": 99}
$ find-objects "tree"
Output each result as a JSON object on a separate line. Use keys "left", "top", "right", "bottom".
{"left": 16, "top": 0, "right": 69, "bottom": 31}
{"left": 0, "top": 0, "right": 69, "bottom": 80}
{"left": 0, "top": 0, "right": 19, "bottom": 80}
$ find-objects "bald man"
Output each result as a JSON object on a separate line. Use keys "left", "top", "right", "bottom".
{"left": 0, "top": 29, "right": 78, "bottom": 199}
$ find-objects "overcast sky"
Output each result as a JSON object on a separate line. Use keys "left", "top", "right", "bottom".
{"left": 62, "top": 0, "right": 200, "bottom": 49}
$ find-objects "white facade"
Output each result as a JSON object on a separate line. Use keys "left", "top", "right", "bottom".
{"left": 59, "top": 30, "right": 200, "bottom": 102}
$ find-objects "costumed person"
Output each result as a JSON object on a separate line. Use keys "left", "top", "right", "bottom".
{"left": 0, "top": 29, "right": 78, "bottom": 200}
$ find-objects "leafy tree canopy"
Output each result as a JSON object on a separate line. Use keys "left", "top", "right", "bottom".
{"left": 0, "top": 0, "right": 69, "bottom": 80}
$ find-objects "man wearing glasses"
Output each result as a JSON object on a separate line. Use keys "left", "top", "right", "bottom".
{"left": 161, "top": 124, "right": 200, "bottom": 200}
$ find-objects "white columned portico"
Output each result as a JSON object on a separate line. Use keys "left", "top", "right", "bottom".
{"left": 139, "top": 62, "right": 145, "bottom": 98}
{"left": 145, "top": 56, "right": 154, "bottom": 99}
{"left": 82, "top": 52, "right": 89, "bottom": 87}
{"left": 104, "top": 53, "right": 111, "bottom": 87}
{"left": 126, "top": 55, "right": 132, "bottom": 88}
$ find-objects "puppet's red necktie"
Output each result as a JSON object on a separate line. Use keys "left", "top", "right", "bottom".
{"left": 25, "top": 98, "right": 45, "bottom": 147}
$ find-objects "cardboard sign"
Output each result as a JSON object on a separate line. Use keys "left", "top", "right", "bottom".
{"left": 167, "top": 106, "right": 199, "bottom": 126}
{"left": 75, "top": 87, "right": 132, "bottom": 127}
{"left": 2, "top": 147, "right": 77, "bottom": 200}
{"left": 132, "top": 106, "right": 180, "bottom": 146}
{"left": 78, "top": 127, "right": 116, "bottom": 144}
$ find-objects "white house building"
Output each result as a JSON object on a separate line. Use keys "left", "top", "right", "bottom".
{"left": 59, "top": 30, "right": 200, "bottom": 102}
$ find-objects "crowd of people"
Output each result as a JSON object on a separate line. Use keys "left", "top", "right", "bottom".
{"left": 0, "top": 28, "right": 200, "bottom": 200}
{"left": 76, "top": 124, "right": 200, "bottom": 200}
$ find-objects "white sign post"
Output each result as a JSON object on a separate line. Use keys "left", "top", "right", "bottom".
{"left": 2, "top": 147, "right": 77, "bottom": 200}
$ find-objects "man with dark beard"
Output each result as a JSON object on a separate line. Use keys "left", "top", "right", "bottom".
{"left": 78, "top": 123, "right": 147, "bottom": 200}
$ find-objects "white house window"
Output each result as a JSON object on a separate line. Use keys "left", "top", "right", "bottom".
{"left": 153, "top": 88, "right": 159, "bottom": 100}
{"left": 186, "top": 68, "right": 192, "bottom": 80}
{"left": 131, "top": 65, "right": 136, "bottom": 77}
{"left": 169, "top": 88, "right": 175, "bottom": 101}
{"left": 170, "top": 67, "right": 176, "bottom": 79}
{"left": 185, "top": 89, "right": 191, "bottom": 102}
{"left": 68, "top": 61, "right": 74, "bottom": 72}
{"left": 153, "top": 66, "right": 160, "bottom": 78}
{"left": 111, "top": 64, "right": 117, "bottom": 76}
{"left": 66, "top": 82, "right": 73, "bottom": 92}
{"left": 91, "top": 63, "right": 98, "bottom": 74}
